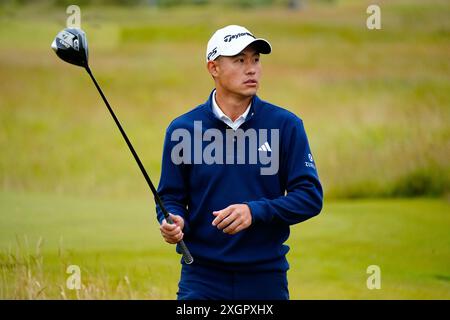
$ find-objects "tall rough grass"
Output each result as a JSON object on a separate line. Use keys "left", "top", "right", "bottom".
{"left": 0, "top": 237, "right": 158, "bottom": 299}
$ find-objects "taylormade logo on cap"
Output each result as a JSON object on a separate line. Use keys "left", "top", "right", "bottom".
{"left": 224, "top": 32, "right": 255, "bottom": 43}
{"left": 206, "top": 25, "right": 272, "bottom": 62}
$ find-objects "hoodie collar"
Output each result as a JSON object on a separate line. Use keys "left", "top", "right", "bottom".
{"left": 204, "top": 89, "right": 260, "bottom": 123}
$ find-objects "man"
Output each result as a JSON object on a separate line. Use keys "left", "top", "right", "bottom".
{"left": 156, "top": 25, "right": 323, "bottom": 300}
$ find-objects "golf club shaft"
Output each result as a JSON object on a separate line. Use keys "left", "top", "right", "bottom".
{"left": 85, "top": 66, "right": 193, "bottom": 265}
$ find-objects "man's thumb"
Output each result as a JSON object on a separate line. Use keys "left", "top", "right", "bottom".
{"left": 169, "top": 213, "right": 181, "bottom": 223}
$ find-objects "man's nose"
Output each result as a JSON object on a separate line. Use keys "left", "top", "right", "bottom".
{"left": 245, "top": 62, "right": 256, "bottom": 75}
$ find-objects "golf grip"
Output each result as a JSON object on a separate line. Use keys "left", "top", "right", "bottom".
{"left": 85, "top": 67, "right": 194, "bottom": 265}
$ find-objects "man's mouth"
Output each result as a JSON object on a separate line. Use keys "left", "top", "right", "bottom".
{"left": 244, "top": 79, "right": 258, "bottom": 85}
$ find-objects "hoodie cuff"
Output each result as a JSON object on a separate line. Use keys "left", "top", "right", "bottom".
{"left": 244, "top": 200, "right": 274, "bottom": 224}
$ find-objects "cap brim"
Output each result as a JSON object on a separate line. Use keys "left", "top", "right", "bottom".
{"left": 248, "top": 38, "right": 272, "bottom": 54}
{"left": 220, "top": 38, "right": 272, "bottom": 58}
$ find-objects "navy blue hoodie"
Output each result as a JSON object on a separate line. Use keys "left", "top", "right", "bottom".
{"left": 156, "top": 91, "right": 323, "bottom": 272}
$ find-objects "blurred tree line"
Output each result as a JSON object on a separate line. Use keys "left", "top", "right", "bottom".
{"left": 0, "top": 0, "right": 337, "bottom": 9}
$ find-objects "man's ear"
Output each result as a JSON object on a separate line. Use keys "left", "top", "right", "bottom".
{"left": 207, "top": 60, "right": 219, "bottom": 78}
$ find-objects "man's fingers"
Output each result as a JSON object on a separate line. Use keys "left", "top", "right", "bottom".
{"left": 159, "top": 214, "right": 185, "bottom": 244}
{"left": 160, "top": 223, "right": 181, "bottom": 236}
{"left": 165, "top": 232, "right": 183, "bottom": 241}
{"left": 162, "top": 232, "right": 184, "bottom": 244}
{"left": 216, "top": 212, "right": 238, "bottom": 230}
{"left": 163, "top": 227, "right": 182, "bottom": 237}
{"left": 223, "top": 219, "right": 242, "bottom": 234}
{"left": 161, "top": 220, "right": 177, "bottom": 230}
{"left": 212, "top": 206, "right": 234, "bottom": 226}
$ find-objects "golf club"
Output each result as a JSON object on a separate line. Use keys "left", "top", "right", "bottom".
{"left": 51, "top": 28, "right": 193, "bottom": 265}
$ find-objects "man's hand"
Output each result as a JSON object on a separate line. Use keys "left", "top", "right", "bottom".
{"left": 212, "top": 204, "right": 252, "bottom": 235}
{"left": 160, "top": 213, "right": 185, "bottom": 244}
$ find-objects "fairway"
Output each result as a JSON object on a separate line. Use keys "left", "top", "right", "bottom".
{"left": 0, "top": 191, "right": 449, "bottom": 299}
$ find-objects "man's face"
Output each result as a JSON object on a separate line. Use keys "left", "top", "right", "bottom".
{"left": 210, "top": 45, "right": 261, "bottom": 98}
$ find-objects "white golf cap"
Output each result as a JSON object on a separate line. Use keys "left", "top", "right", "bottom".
{"left": 206, "top": 25, "right": 271, "bottom": 62}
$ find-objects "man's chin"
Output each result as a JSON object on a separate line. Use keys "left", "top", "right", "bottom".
{"left": 240, "top": 87, "right": 258, "bottom": 97}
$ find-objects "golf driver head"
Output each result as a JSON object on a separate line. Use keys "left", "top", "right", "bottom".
{"left": 51, "top": 28, "right": 89, "bottom": 68}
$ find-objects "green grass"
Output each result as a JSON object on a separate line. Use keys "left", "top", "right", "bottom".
{"left": 0, "top": 191, "right": 178, "bottom": 299}
{"left": 0, "top": 191, "right": 449, "bottom": 299}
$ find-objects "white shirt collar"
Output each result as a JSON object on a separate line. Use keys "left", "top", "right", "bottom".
{"left": 212, "top": 90, "right": 251, "bottom": 130}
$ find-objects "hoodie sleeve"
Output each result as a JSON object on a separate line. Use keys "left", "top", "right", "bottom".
{"left": 155, "top": 126, "right": 190, "bottom": 234}
{"left": 245, "top": 116, "right": 323, "bottom": 225}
